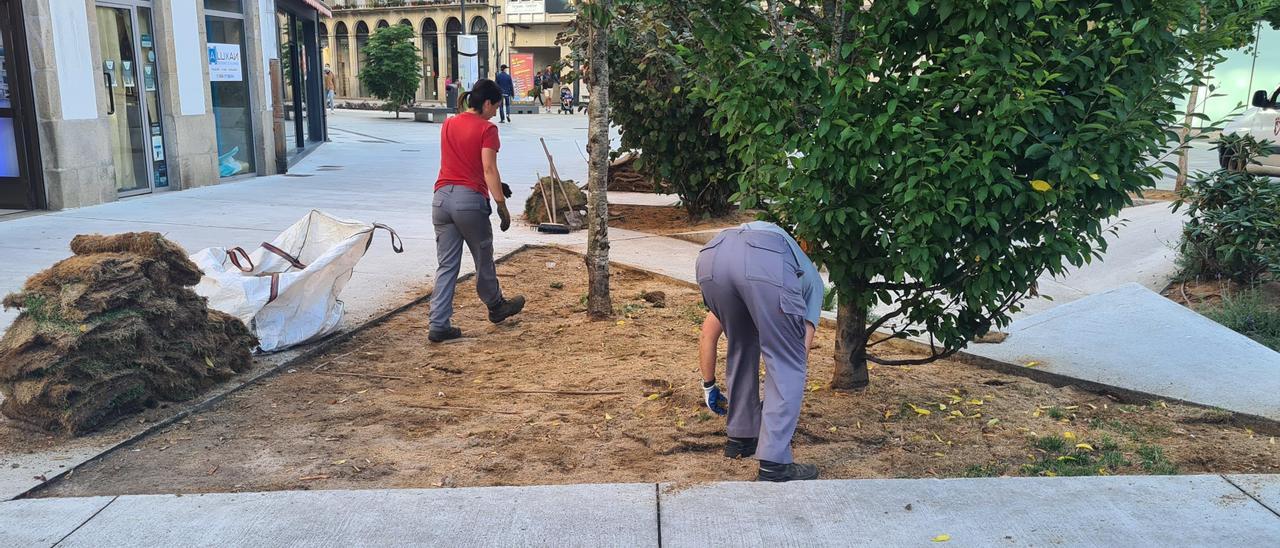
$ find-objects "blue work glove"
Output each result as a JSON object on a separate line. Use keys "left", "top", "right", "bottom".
{"left": 703, "top": 382, "right": 728, "bottom": 416}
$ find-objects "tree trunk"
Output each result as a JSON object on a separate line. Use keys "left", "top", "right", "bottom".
{"left": 1175, "top": 5, "right": 1208, "bottom": 192}
{"left": 831, "top": 297, "right": 869, "bottom": 390}
{"left": 584, "top": 0, "right": 613, "bottom": 319}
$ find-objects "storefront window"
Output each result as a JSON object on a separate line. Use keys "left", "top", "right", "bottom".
{"left": 206, "top": 13, "right": 255, "bottom": 177}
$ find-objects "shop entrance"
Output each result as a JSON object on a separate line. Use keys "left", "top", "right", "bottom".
{"left": 97, "top": 2, "right": 170, "bottom": 197}
{"left": 0, "top": 0, "right": 40, "bottom": 211}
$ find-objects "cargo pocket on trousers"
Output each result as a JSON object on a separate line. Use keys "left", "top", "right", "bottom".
{"left": 695, "top": 237, "right": 723, "bottom": 283}
{"left": 780, "top": 286, "right": 808, "bottom": 319}
{"left": 744, "top": 234, "right": 790, "bottom": 287}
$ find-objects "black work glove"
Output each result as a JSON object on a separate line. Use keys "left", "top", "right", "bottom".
{"left": 501, "top": 183, "right": 513, "bottom": 199}
{"left": 497, "top": 202, "right": 512, "bottom": 232}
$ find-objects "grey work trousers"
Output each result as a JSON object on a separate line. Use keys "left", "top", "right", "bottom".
{"left": 696, "top": 228, "right": 810, "bottom": 464}
{"left": 430, "top": 185, "right": 504, "bottom": 330}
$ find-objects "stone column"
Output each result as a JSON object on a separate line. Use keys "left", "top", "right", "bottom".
{"left": 150, "top": 1, "right": 220, "bottom": 190}
{"left": 22, "top": 0, "right": 114, "bottom": 209}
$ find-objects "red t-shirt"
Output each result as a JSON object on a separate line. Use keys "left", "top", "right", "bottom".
{"left": 435, "top": 112, "right": 501, "bottom": 196}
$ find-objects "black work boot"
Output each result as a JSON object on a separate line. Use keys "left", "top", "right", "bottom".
{"left": 724, "top": 437, "right": 758, "bottom": 459}
{"left": 488, "top": 296, "right": 526, "bottom": 324}
{"left": 428, "top": 326, "right": 462, "bottom": 343}
{"left": 757, "top": 460, "right": 819, "bottom": 482}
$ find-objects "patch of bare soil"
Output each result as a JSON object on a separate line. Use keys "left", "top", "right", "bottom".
{"left": 609, "top": 204, "right": 757, "bottom": 236}
{"left": 39, "top": 248, "right": 1279, "bottom": 497}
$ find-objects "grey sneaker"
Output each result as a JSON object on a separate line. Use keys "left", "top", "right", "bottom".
{"left": 757, "top": 461, "right": 819, "bottom": 482}
{"left": 488, "top": 296, "right": 526, "bottom": 324}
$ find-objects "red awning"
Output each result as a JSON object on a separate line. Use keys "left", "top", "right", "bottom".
{"left": 302, "top": 0, "right": 332, "bottom": 18}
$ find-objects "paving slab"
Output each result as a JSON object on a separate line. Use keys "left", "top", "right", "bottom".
{"left": 0, "top": 495, "right": 113, "bottom": 547}
{"left": 1227, "top": 474, "right": 1280, "bottom": 516}
{"left": 56, "top": 484, "right": 657, "bottom": 548}
{"left": 966, "top": 283, "right": 1280, "bottom": 420}
{"left": 659, "top": 475, "right": 1280, "bottom": 547}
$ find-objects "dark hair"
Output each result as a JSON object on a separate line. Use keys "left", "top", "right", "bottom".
{"left": 500, "top": 64, "right": 508, "bottom": 70}
{"left": 466, "top": 79, "right": 503, "bottom": 111}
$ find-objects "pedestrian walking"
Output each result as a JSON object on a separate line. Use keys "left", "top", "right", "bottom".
{"left": 323, "top": 65, "right": 336, "bottom": 113}
{"left": 496, "top": 64, "right": 514, "bottom": 123}
{"left": 540, "top": 65, "right": 559, "bottom": 114}
{"left": 429, "top": 79, "right": 525, "bottom": 343}
{"left": 696, "top": 221, "right": 824, "bottom": 482}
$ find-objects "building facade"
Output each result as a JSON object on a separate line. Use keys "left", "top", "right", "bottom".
{"left": 0, "top": 0, "right": 329, "bottom": 212}
{"left": 324, "top": 1, "right": 501, "bottom": 104}
{"left": 323, "top": 1, "right": 575, "bottom": 104}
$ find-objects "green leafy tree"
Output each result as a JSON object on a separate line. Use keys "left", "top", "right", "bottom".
{"left": 564, "top": 3, "right": 742, "bottom": 217}
{"left": 668, "top": 0, "right": 1272, "bottom": 388}
{"left": 358, "top": 25, "right": 421, "bottom": 118}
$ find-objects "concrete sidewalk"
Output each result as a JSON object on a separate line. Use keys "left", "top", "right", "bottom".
{"left": 3, "top": 475, "right": 1277, "bottom": 547}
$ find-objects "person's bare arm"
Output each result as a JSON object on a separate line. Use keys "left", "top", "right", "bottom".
{"left": 481, "top": 148, "right": 504, "bottom": 204}
{"left": 805, "top": 322, "right": 816, "bottom": 361}
{"left": 699, "top": 312, "right": 723, "bottom": 383}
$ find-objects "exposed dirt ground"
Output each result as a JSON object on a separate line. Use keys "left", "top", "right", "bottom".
{"left": 39, "top": 248, "right": 1279, "bottom": 497}
{"left": 609, "top": 204, "right": 757, "bottom": 235}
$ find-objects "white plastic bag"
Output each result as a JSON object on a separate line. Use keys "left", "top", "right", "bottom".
{"left": 189, "top": 210, "right": 403, "bottom": 352}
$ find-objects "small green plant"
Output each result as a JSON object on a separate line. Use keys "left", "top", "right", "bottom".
{"left": 550, "top": 282, "right": 565, "bottom": 290}
{"left": 679, "top": 303, "right": 708, "bottom": 325}
{"left": 619, "top": 303, "right": 643, "bottom": 318}
{"left": 1137, "top": 444, "right": 1179, "bottom": 475}
{"left": 1046, "top": 406, "right": 1067, "bottom": 420}
{"left": 1033, "top": 435, "right": 1068, "bottom": 453}
{"left": 1202, "top": 289, "right": 1280, "bottom": 351}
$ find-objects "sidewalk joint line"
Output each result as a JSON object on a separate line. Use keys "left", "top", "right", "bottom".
{"left": 51, "top": 495, "right": 117, "bottom": 547}
{"left": 654, "top": 483, "right": 663, "bottom": 548}
{"left": 329, "top": 126, "right": 402, "bottom": 144}
{"left": 1221, "top": 474, "right": 1280, "bottom": 519}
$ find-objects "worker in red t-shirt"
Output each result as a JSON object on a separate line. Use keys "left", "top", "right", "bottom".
{"left": 428, "top": 79, "right": 525, "bottom": 343}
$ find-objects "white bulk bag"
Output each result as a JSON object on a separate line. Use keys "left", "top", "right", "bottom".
{"left": 189, "top": 210, "right": 403, "bottom": 352}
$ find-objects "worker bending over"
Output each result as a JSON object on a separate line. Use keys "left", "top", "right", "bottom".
{"left": 696, "top": 221, "right": 824, "bottom": 482}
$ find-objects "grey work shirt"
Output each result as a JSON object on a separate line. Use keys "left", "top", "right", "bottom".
{"left": 742, "top": 221, "right": 824, "bottom": 328}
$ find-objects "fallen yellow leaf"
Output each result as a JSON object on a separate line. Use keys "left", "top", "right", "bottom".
{"left": 932, "top": 452, "right": 946, "bottom": 458}
{"left": 616, "top": 320, "right": 626, "bottom": 326}
{"left": 986, "top": 418, "right": 1001, "bottom": 427}
{"left": 1025, "top": 361, "right": 1040, "bottom": 368}
{"left": 1075, "top": 443, "right": 1095, "bottom": 452}
{"left": 931, "top": 534, "right": 951, "bottom": 543}
{"left": 646, "top": 393, "right": 660, "bottom": 401}
{"left": 828, "top": 426, "right": 838, "bottom": 432}
{"left": 967, "top": 399, "right": 984, "bottom": 406}
{"left": 605, "top": 413, "right": 614, "bottom": 421}
{"left": 908, "top": 404, "right": 931, "bottom": 416}
{"left": 1044, "top": 470, "right": 1058, "bottom": 477}
{"left": 1031, "top": 180, "right": 1053, "bottom": 192}
{"left": 676, "top": 419, "right": 686, "bottom": 427}
{"left": 1062, "top": 431, "right": 1077, "bottom": 441}
{"left": 938, "top": 404, "right": 947, "bottom": 411}
{"left": 884, "top": 409, "right": 896, "bottom": 419}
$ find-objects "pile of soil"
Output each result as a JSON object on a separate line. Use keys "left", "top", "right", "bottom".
{"left": 609, "top": 204, "right": 758, "bottom": 236}
{"left": 609, "top": 152, "right": 669, "bottom": 193}
{"left": 523, "top": 177, "right": 587, "bottom": 227}
{"left": 0, "top": 233, "right": 256, "bottom": 435}
{"left": 38, "top": 247, "right": 1278, "bottom": 498}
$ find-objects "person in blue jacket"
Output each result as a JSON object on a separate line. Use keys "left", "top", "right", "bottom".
{"left": 495, "top": 65, "right": 515, "bottom": 123}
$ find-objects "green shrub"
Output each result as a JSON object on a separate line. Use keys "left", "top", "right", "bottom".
{"left": 1174, "top": 134, "right": 1280, "bottom": 284}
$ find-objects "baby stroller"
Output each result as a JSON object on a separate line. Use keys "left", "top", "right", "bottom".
{"left": 559, "top": 87, "right": 575, "bottom": 114}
